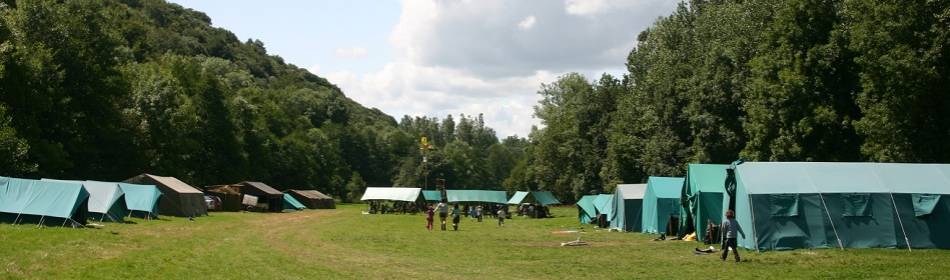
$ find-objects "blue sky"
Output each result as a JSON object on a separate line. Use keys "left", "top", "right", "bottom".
{"left": 169, "top": 0, "right": 678, "bottom": 137}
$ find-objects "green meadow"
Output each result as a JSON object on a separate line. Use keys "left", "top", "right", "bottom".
{"left": 2, "top": 205, "right": 948, "bottom": 279}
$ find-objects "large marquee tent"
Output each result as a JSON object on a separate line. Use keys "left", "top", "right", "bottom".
{"left": 577, "top": 195, "right": 598, "bottom": 224}
{"left": 679, "top": 164, "right": 728, "bottom": 241}
{"left": 446, "top": 190, "right": 508, "bottom": 204}
{"left": 507, "top": 191, "right": 561, "bottom": 206}
{"left": 609, "top": 184, "right": 647, "bottom": 232}
{"left": 728, "top": 162, "right": 950, "bottom": 251}
{"left": 43, "top": 179, "right": 128, "bottom": 223}
{"left": 361, "top": 187, "right": 421, "bottom": 202}
{"left": 642, "top": 177, "right": 685, "bottom": 234}
{"left": 124, "top": 174, "right": 207, "bottom": 217}
{"left": 0, "top": 177, "right": 89, "bottom": 226}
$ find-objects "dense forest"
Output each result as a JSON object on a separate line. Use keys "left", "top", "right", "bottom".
{"left": 0, "top": 0, "right": 525, "bottom": 201}
{"left": 2, "top": 0, "right": 949, "bottom": 202}
{"left": 508, "top": 0, "right": 950, "bottom": 200}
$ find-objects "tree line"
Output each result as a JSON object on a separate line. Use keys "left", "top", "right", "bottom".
{"left": 508, "top": 0, "right": 950, "bottom": 201}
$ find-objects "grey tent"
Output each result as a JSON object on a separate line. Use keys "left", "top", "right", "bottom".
{"left": 124, "top": 174, "right": 207, "bottom": 217}
{"left": 286, "top": 189, "right": 336, "bottom": 209}
{"left": 238, "top": 182, "right": 284, "bottom": 212}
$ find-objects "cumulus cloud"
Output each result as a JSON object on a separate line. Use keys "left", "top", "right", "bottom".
{"left": 334, "top": 47, "right": 368, "bottom": 59}
{"left": 327, "top": 0, "right": 677, "bottom": 137}
{"left": 517, "top": 15, "right": 536, "bottom": 30}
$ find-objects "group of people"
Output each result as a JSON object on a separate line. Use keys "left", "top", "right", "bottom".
{"left": 366, "top": 201, "right": 417, "bottom": 214}
{"left": 425, "top": 202, "right": 507, "bottom": 231}
{"left": 515, "top": 203, "right": 550, "bottom": 218}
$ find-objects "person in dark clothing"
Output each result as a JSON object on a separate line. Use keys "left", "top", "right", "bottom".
{"left": 451, "top": 204, "right": 461, "bottom": 231}
{"left": 436, "top": 201, "right": 448, "bottom": 231}
{"left": 720, "top": 209, "right": 745, "bottom": 262}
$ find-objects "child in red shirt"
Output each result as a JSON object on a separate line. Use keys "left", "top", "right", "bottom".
{"left": 425, "top": 205, "right": 435, "bottom": 231}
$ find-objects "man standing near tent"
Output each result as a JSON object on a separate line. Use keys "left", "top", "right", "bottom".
{"left": 451, "top": 204, "right": 461, "bottom": 231}
{"left": 720, "top": 210, "right": 745, "bottom": 262}
{"left": 436, "top": 200, "right": 449, "bottom": 231}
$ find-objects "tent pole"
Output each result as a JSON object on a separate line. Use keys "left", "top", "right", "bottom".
{"left": 37, "top": 216, "right": 44, "bottom": 227}
{"left": 747, "top": 193, "right": 760, "bottom": 253}
{"left": 817, "top": 192, "right": 844, "bottom": 250}
{"left": 889, "top": 192, "right": 912, "bottom": 252}
{"left": 13, "top": 213, "right": 21, "bottom": 225}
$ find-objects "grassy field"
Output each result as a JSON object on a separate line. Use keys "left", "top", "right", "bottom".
{"left": 1, "top": 204, "right": 948, "bottom": 279}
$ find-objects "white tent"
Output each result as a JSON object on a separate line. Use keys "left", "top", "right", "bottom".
{"left": 42, "top": 179, "right": 127, "bottom": 222}
{"left": 360, "top": 187, "right": 421, "bottom": 202}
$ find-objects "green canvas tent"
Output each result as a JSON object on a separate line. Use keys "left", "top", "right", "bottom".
{"left": 593, "top": 194, "right": 615, "bottom": 227}
{"left": 679, "top": 164, "right": 728, "bottom": 241}
{"left": 728, "top": 162, "right": 950, "bottom": 251}
{"left": 609, "top": 184, "right": 646, "bottom": 232}
{"left": 422, "top": 190, "right": 443, "bottom": 202}
{"left": 118, "top": 182, "right": 162, "bottom": 218}
{"left": 43, "top": 179, "right": 128, "bottom": 223}
{"left": 238, "top": 182, "right": 284, "bottom": 212}
{"left": 282, "top": 193, "right": 306, "bottom": 211}
{"left": 507, "top": 191, "right": 561, "bottom": 206}
{"left": 124, "top": 174, "right": 207, "bottom": 217}
{"left": 642, "top": 177, "right": 684, "bottom": 234}
{"left": 446, "top": 190, "right": 508, "bottom": 204}
{"left": 0, "top": 177, "right": 89, "bottom": 227}
{"left": 577, "top": 195, "right": 598, "bottom": 224}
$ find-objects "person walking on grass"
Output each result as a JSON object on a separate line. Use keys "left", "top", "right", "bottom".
{"left": 720, "top": 209, "right": 745, "bottom": 262}
{"left": 476, "top": 205, "right": 483, "bottom": 222}
{"left": 496, "top": 207, "right": 505, "bottom": 227}
{"left": 436, "top": 201, "right": 449, "bottom": 231}
{"left": 451, "top": 204, "right": 461, "bottom": 231}
{"left": 425, "top": 205, "right": 435, "bottom": 231}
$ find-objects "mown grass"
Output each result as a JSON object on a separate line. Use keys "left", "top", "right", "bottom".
{"left": 1, "top": 204, "right": 948, "bottom": 279}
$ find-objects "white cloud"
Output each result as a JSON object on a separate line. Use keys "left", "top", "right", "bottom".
{"left": 307, "top": 64, "right": 321, "bottom": 75}
{"left": 327, "top": 0, "right": 677, "bottom": 137}
{"left": 334, "top": 47, "right": 368, "bottom": 59}
{"left": 517, "top": 15, "right": 536, "bottom": 30}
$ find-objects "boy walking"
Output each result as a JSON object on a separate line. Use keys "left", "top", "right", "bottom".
{"left": 451, "top": 204, "right": 461, "bottom": 231}
{"left": 436, "top": 201, "right": 448, "bottom": 231}
{"left": 720, "top": 209, "right": 745, "bottom": 262}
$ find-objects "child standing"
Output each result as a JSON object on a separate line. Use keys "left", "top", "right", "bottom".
{"left": 720, "top": 209, "right": 745, "bottom": 262}
{"left": 425, "top": 205, "right": 435, "bottom": 231}
{"left": 497, "top": 208, "right": 505, "bottom": 227}
{"left": 451, "top": 204, "right": 461, "bottom": 231}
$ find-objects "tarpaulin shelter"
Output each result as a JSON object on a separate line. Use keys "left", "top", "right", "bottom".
{"left": 0, "top": 177, "right": 89, "bottom": 226}
{"left": 507, "top": 191, "right": 561, "bottom": 206}
{"left": 43, "top": 179, "right": 128, "bottom": 222}
{"left": 124, "top": 174, "right": 207, "bottom": 217}
{"left": 282, "top": 193, "right": 306, "bottom": 211}
{"left": 361, "top": 187, "right": 421, "bottom": 202}
{"left": 642, "top": 177, "right": 684, "bottom": 234}
{"left": 205, "top": 185, "right": 243, "bottom": 211}
{"left": 679, "top": 164, "right": 728, "bottom": 241}
{"left": 446, "top": 190, "right": 508, "bottom": 204}
{"left": 421, "top": 190, "right": 443, "bottom": 202}
{"left": 286, "top": 189, "right": 335, "bottom": 209}
{"left": 609, "top": 184, "right": 647, "bottom": 232}
{"left": 238, "top": 182, "right": 284, "bottom": 212}
{"left": 118, "top": 182, "right": 162, "bottom": 218}
{"left": 577, "top": 195, "right": 598, "bottom": 224}
{"left": 728, "top": 162, "right": 950, "bottom": 251}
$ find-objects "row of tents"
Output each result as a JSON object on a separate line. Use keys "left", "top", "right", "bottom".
{"left": 579, "top": 162, "right": 950, "bottom": 251}
{"left": 0, "top": 174, "right": 335, "bottom": 227}
{"left": 360, "top": 188, "right": 561, "bottom": 206}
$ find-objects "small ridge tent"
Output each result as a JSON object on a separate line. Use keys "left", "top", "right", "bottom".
{"left": 421, "top": 190, "right": 443, "bottom": 202}
{"left": 642, "top": 177, "right": 685, "bottom": 234}
{"left": 282, "top": 193, "right": 306, "bottom": 211}
{"left": 593, "top": 194, "right": 615, "bottom": 227}
{"left": 361, "top": 187, "right": 421, "bottom": 202}
{"left": 237, "top": 182, "right": 284, "bottom": 212}
{"left": 0, "top": 177, "right": 89, "bottom": 226}
{"left": 577, "top": 195, "right": 598, "bottom": 224}
{"left": 609, "top": 184, "right": 647, "bottom": 232}
{"left": 678, "top": 164, "right": 728, "bottom": 241}
{"left": 446, "top": 190, "right": 508, "bottom": 204}
{"left": 728, "top": 162, "right": 950, "bottom": 251}
{"left": 286, "top": 189, "right": 335, "bottom": 209}
{"left": 507, "top": 191, "right": 561, "bottom": 206}
{"left": 205, "top": 185, "right": 243, "bottom": 211}
{"left": 118, "top": 182, "right": 162, "bottom": 218}
{"left": 124, "top": 174, "right": 207, "bottom": 217}
{"left": 43, "top": 179, "right": 128, "bottom": 222}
